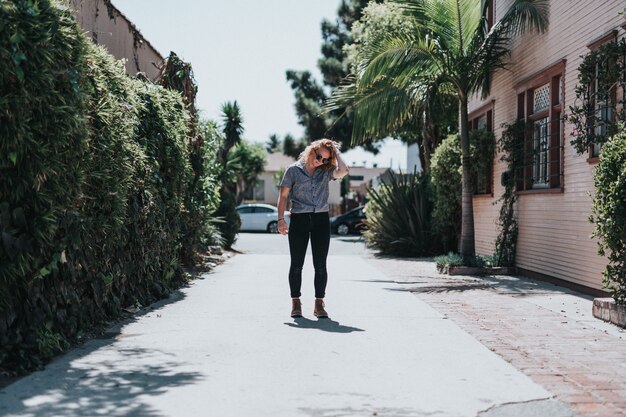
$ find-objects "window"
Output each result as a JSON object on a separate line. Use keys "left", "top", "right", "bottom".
{"left": 515, "top": 61, "right": 565, "bottom": 191}
{"left": 587, "top": 31, "right": 620, "bottom": 159}
{"left": 484, "top": 0, "right": 494, "bottom": 30}
{"left": 255, "top": 206, "right": 273, "bottom": 214}
{"left": 469, "top": 101, "right": 494, "bottom": 195}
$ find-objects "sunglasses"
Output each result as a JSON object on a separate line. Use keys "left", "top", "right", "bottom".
{"left": 315, "top": 151, "right": 331, "bottom": 165}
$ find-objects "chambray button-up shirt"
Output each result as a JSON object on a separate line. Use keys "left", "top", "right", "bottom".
{"left": 280, "top": 160, "right": 335, "bottom": 213}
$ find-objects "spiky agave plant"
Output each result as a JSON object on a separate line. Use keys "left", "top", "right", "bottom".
{"left": 364, "top": 171, "right": 434, "bottom": 256}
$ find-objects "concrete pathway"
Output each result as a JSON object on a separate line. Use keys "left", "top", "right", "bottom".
{"left": 0, "top": 234, "right": 593, "bottom": 416}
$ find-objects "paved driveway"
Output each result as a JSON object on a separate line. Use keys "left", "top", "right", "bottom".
{"left": 0, "top": 233, "right": 577, "bottom": 417}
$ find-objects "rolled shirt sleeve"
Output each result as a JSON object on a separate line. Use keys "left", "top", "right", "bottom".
{"left": 280, "top": 166, "right": 295, "bottom": 189}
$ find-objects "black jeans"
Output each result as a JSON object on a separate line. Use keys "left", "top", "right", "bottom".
{"left": 288, "top": 212, "right": 330, "bottom": 299}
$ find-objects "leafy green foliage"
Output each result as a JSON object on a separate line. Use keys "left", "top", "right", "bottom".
{"left": 430, "top": 130, "right": 494, "bottom": 252}
{"left": 338, "top": 1, "right": 458, "bottom": 169}
{"left": 215, "top": 191, "right": 240, "bottom": 249}
{"left": 196, "top": 120, "right": 225, "bottom": 248}
{"left": 364, "top": 172, "right": 433, "bottom": 257}
{"left": 434, "top": 252, "right": 488, "bottom": 273}
{"left": 0, "top": 0, "right": 92, "bottom": 372}
{"left": 266, "top": 134, "right": 281, "bottom": 153}
{"left": 470, "top": 129, "right": 496, "bottom": 192}
{"left": 590, "top": 126, "right": 626, "bottom": 303}
{"left": 219, "top": 101, "right": 244, "bottom": 165}
{"left": 494, "top": 121, "right": 525, "bottom": 267}
{"left": 430, "top": 135, "right": 462, "bottom": 252}
{"left": 282, "top": 133, "right": 306, "bottom": 159}
{"left": 331, "top": 0, "right": 549, "bottom": 256}
{"left": 434, "top": 253, "right": 465, "bottom": 271}
{"left": 568, "top": 39, "right": 626, "bottom": 154}
{"left": 0, "top": 0, "right": 220, "bottom": 374}
{"left": 214, "top": 101, "right": 245, "bottom": 248}
{"left": 286, "top": 0, "right": 382, "bottom": 153}
{"left": 159, "top": 53, "right": 221, "bottom": 264}
{"left": 229, "top": 141, "right": 267, "bottom": 204}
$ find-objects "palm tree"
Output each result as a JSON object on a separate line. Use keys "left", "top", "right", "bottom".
{"left": 328, "top": 0, "right": 549, "bottom": 257}
{"left": 219, "top": 101, "right": 244, "bottom": 166}
{"left": 215, "top": 101, "right": 245, "bottom": 248}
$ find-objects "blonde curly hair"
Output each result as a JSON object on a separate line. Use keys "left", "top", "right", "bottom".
{"left": 298, "top": 139, "right": 340, "bottom": 172}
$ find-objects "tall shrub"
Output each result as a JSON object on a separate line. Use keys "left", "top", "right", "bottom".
{"left": 591, "top": 126, "right": 626, "bottom": 303}
{"left": 364, "top": 172, "right": 433, "bottom": 257}
{"left": 0, "top": 0, "right": 92, "bottom": 371}
{"left": 430, "top": 130, "right": 495, "bottom": 254}
{"left": 123, "top": 81, "right": 191, "bottom": 300}
{"left": 0, "top": 0, "right": 200, "bottom": 374}
{"left": 159, "top": 52, "right": 220, "bottom": 264}
{"left": 430, "top": 134, "right": 462, "bottom": 252}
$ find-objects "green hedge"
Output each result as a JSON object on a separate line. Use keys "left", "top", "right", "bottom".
{"left": 430, "top": 130, "right": 495, "bottom": 253}
{"left": 591, "top": 126, "right": 626, "bottom": 303}
{"left": 0, "top": 0, "right": 219, "bottom": 373}
{"left": 430, "top": 134, "right": 462, "bottom": 252}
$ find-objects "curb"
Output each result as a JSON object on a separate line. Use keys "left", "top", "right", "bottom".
{"left": 592, "top": 297, "right": 626, "bottom": 328}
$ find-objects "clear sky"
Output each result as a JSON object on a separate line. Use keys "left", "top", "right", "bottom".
{"left": 112, "top": 0, "right": 407, "bottom": 169}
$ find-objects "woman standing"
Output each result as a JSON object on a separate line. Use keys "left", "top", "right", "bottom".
{"left": 277, "top": 139, "right": 350, "bottom": 318}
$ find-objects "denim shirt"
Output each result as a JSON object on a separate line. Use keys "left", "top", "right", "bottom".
{"left": 280, "top": 160, "right": 335, "bottom": 213}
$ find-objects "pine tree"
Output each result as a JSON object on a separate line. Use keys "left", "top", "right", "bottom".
{"left": 286, "top": 0, "right": 381, "bottom": 153}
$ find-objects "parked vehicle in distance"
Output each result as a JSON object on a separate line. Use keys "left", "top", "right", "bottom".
{"left": 330, "top": 206, "right": 366, "bottom": 236}
{"left": 235, "top": 204, "right": 290, "bottom": 233}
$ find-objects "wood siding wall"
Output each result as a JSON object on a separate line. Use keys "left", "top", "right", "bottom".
{"left": 71, "top": 0, "right": 163, "bottom": 80}
{"left": 469, "top": 0, "right": 626, "bottom": 290}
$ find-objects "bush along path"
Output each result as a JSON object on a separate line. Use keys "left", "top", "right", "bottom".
{"left": 0, "top": 0, "right": 221, "bottom": 375}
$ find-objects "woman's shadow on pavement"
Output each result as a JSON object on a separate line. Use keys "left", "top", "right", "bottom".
{"left": 284, "top": 317, "right": 364, "bottom": 333}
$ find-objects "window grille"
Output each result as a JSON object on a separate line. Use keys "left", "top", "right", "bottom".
{"left": 516, "top": 62, "right": 564, "bottom": 191}
{"left": 476, "top": 115, "right": 487, "bottom": 130}
{"left": 532, "top": 117, "right": 550, "bottom": 187}
{"left": 533, "top": 84, "right": 550, "bottom": 113}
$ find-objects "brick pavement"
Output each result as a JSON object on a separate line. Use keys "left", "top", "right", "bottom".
{"left": 366, "top": 256, "right": 626, "bottom": 417}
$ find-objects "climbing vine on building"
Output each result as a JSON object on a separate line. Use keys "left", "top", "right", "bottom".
{"left": 568, "top": 38, "right": 626, "bottom": 154}
{"left": 494, "top": 120, "right": 526, "bottom": 267}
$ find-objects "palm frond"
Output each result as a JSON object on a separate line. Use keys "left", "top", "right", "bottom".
{"left": 360, "top": 33, "right": 440, "bottom": 91}
{"left": 351, "top": 85, "right": 423, "bottom": 144}
{"left": 501, "top": 0, "right": 550, "bottom": 37}
{"left": 326, "top": 75, "right": 426, "bottom": 144}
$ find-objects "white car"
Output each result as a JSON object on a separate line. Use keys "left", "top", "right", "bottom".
{"left": 235, "top": 204, "right": 290, "bottom": 233}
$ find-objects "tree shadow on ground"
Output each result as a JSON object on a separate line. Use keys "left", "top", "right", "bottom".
{"left": 376, "top": 272, "right": 593, "bottom": 299}
{"left": 0, "top": 285, "right": 208, "bottom": 417}
{"left": 284, "top": 317, "right": 365, "bottom": 333}
{"left": 0, "top": 345, "right": 203, "bottom": 417}
{"left": 385, "top": 283, "right": 493, "bottom": 294}
{"left": 330, "top": 235, "right": 364, "bottom": 243}
{"left": 480, "top": 274, "right": 593, "bottom": 299}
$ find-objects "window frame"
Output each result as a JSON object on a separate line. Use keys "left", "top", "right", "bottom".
{"left": 585, "top": 30, "right": 619, "bottom": 164}
{"left": 469, "top": 100, "right": 495, "bottom": 197}
{"left": 515, "top": 60, "right": 565, "bottom": 193}
{"left": 483, "top": 0, "right": 494, "bottom": 30}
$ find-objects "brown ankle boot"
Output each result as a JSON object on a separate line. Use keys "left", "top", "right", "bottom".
{"left": 291, "top": 298, "right": 302, "bottom": 318}
{"left": 314, "top": 298, "right": 328, "bottom": 318}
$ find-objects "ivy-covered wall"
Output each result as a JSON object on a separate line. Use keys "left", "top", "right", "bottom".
{"left": 0, "top": 0, "right": 219, "bottom": 374}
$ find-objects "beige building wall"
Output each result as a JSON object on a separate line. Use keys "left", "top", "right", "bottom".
{"left": 71, "top": 0, "right": 164, "bottom": 80}
{"left": 469, "top": 0, "right": 625, "bottom": 291}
